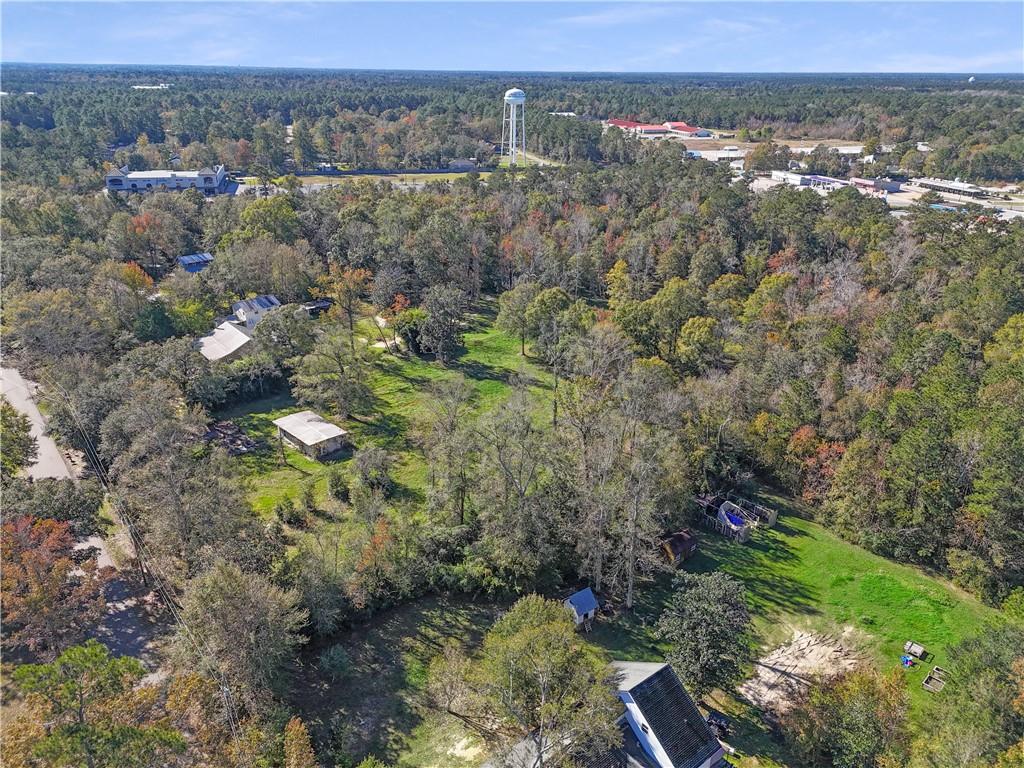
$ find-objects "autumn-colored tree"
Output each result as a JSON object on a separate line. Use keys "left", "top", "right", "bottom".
{"left": 604, "top": 259, "right": 634, "bottom": 310}
{"left": 283, "top": 717, "right": 318, "bottom": 768}
{"left": 314, "top": 264, "right": 375, "bottom": 352}
{"left": 1, "top": 516, "right": 109, "bottom": 657}
{"left": 782, "top": 667, "right": 909, "bottom": 768}
{"left": 351, "top": 516, "right": 400, "bottom": 609}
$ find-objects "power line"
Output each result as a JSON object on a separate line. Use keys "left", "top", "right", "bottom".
{"left": 38, "top": 374, "right": 244, "bottom": 743}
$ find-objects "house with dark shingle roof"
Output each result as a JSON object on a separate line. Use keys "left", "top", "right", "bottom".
{"left": 611, "top": 661, "right": 725, "bottom": 768}
{"left": 490, "top": 660, "right": 725, "bottom": 768}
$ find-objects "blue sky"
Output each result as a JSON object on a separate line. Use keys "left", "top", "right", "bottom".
{"left": 2, "top": 2, "right": 1021, "bottom": 73}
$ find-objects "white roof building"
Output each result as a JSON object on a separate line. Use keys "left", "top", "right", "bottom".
{"left": 272, "top": 411, "right": 349, "bottom": 458}
{"left": 105, "top": 164, "right": 227, "bottom": 194}
{"left": 195, "top": 321, "right": 252, "bottom": 362}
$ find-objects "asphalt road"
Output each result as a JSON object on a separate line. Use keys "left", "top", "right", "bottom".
{"left": 1, "top": 366, "right": 75, "bottom": 480}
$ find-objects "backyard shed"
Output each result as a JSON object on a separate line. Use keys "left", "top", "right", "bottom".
{"left": 272, "top": 410, "right": 348, "bottom": 459}
{"left": 660, "top": 529, "right": 698, "bottom": 566}
{"left": 564, "top": 587, "right": 600, "bottom": 627}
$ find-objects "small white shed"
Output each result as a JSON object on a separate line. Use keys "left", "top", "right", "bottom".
{"left": 564, "top": 587, "right": 599, "bottom": 627}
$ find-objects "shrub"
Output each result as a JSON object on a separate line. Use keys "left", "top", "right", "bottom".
{"left": 299, "top": 480, "right": 317, "bottom": 514}
{"left": 327, "top": 467, "right": 349, "bottom": 502}
{"left": 274, "top": 496, "right": 300, "bottom": 525}
{"left": 318, "top": 644, "right": 351, "bottom": 681}
{"left": 353, "top": 447, "right": 394, "bottom": 495}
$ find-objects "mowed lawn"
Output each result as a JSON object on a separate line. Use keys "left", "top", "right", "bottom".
{"left": 276, "top": 494, "right": 1000, "bottom": 768}
{"left": 218, "top": 301, "right": 552, "bottom": 516}
{"left": 588, "top": 489, "right": 1001, "bottom": 766}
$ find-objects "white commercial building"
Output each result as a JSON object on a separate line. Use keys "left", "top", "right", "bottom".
{"left": 105, "top": 164, "right": 228, "bottom": 195}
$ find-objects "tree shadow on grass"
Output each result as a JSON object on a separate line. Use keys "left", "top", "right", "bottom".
{"left": 354, "top": 408, "right": 411, "bottom": 448}
{"left": 450, "top": 357, "right": 510, "bottom": 385}
{"left": 686, "top": 525, "right": 819, "bottom": 625}
{"left": 288, "top": 595, "right": 504, "bottom": 764}
{"left": 705, "top": 690, "right": 794, "bottom": 768}
{"left": 239, "top": 444, "right": 317, "bottom": 478}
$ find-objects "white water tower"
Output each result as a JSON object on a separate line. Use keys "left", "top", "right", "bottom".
{"left": 501, "top": 87, "right": 527, "bottom": 166}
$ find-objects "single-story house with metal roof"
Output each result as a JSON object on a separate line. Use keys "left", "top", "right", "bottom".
{"left": 272, "top": 410, "right": 349, "bottom": 459}
{"left": 232, "top": 294, "right": 281, "bottom": 329}
{"left": 177, "top": 252, "right": 214, "bottom": 273}
{"left": 195, "top": 321, "right": 252, "bottom": 362}
{"left": 663, "top": 122, "right": 712, "bottom": 137}
{"left": 565, "top": 587, "right": 600, "bottom": 626}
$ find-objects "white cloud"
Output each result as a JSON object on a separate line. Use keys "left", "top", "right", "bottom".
{"left": 554, "top": 4, "right": 681, "bottom": 27}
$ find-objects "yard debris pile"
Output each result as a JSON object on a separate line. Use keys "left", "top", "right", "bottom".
{"left": 739, "top": 629, "right": 864, "bottom": 715}
{"left": 203, "top": 420, "right": 259, "bottom": 455}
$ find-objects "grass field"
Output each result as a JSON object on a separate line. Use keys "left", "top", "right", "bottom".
{"left": 498, "top": 150, "right": 562, "bottom": 168}
{"left": 587, "top": 488, "right": 1000, "bottom": 766}
{"left": 280, "top": 495, "right": 999, "bottom": 767}
{"left": 290, "top": 595, "right": 503, "bottom": 767}
{"left": 223, "top": 310, "right": 1000, "bottom": 767}
{"left": 354, "top": 171, "right": 494, "bottom": 184}
{"left": 218, "top": 301, "right": 551, "bottom": 515}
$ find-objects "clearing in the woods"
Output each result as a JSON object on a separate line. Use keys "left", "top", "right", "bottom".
{"left": 226, "top": 313, "right": 998, "bottom": 767}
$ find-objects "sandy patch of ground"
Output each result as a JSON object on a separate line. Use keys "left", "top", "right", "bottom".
{"left": 738, "top": 629, "right": 864, "bottom": 715}
{"left": 449, "top": 736, "right": 483, "bottom": 761}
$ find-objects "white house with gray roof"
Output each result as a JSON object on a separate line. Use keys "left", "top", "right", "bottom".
{"left": 488, "top": 661, "right": 725, "bottom": 768}
{"left": 231, "top": 295, "right": 281, "bottom": 329}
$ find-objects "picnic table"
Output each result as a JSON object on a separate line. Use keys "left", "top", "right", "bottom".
{"left": 904, "top": 640, "right": 927, "bottom": 659}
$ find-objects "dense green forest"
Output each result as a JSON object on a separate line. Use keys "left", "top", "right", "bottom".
{"left": 2, "top": 66, "right": 1023, "bottom": 181}
{"left": 2, "top": 68, "right": 1023, "bottom": 768}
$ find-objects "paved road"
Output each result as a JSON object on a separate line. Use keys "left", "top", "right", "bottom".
{"left": 1, "top": 367, "right": 75, "bottom": 480}
{"left": 2, "top": 366, "right": 164, "bottom": 666}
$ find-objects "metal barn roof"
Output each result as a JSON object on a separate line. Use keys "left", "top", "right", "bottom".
{"left": 178, "top": 251, "right": 214, "bottom": 266}
{"left": 232, "top": 295, "right": 281, "bottom": 314}
{"left": 195, "top": 321, "right": 252, "bottom": 361}
{"left": 178, "top": 252, "right": 214, "bottom": 270}
{"left": 272, "top": 411, "right": 348, "bottom": 446}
